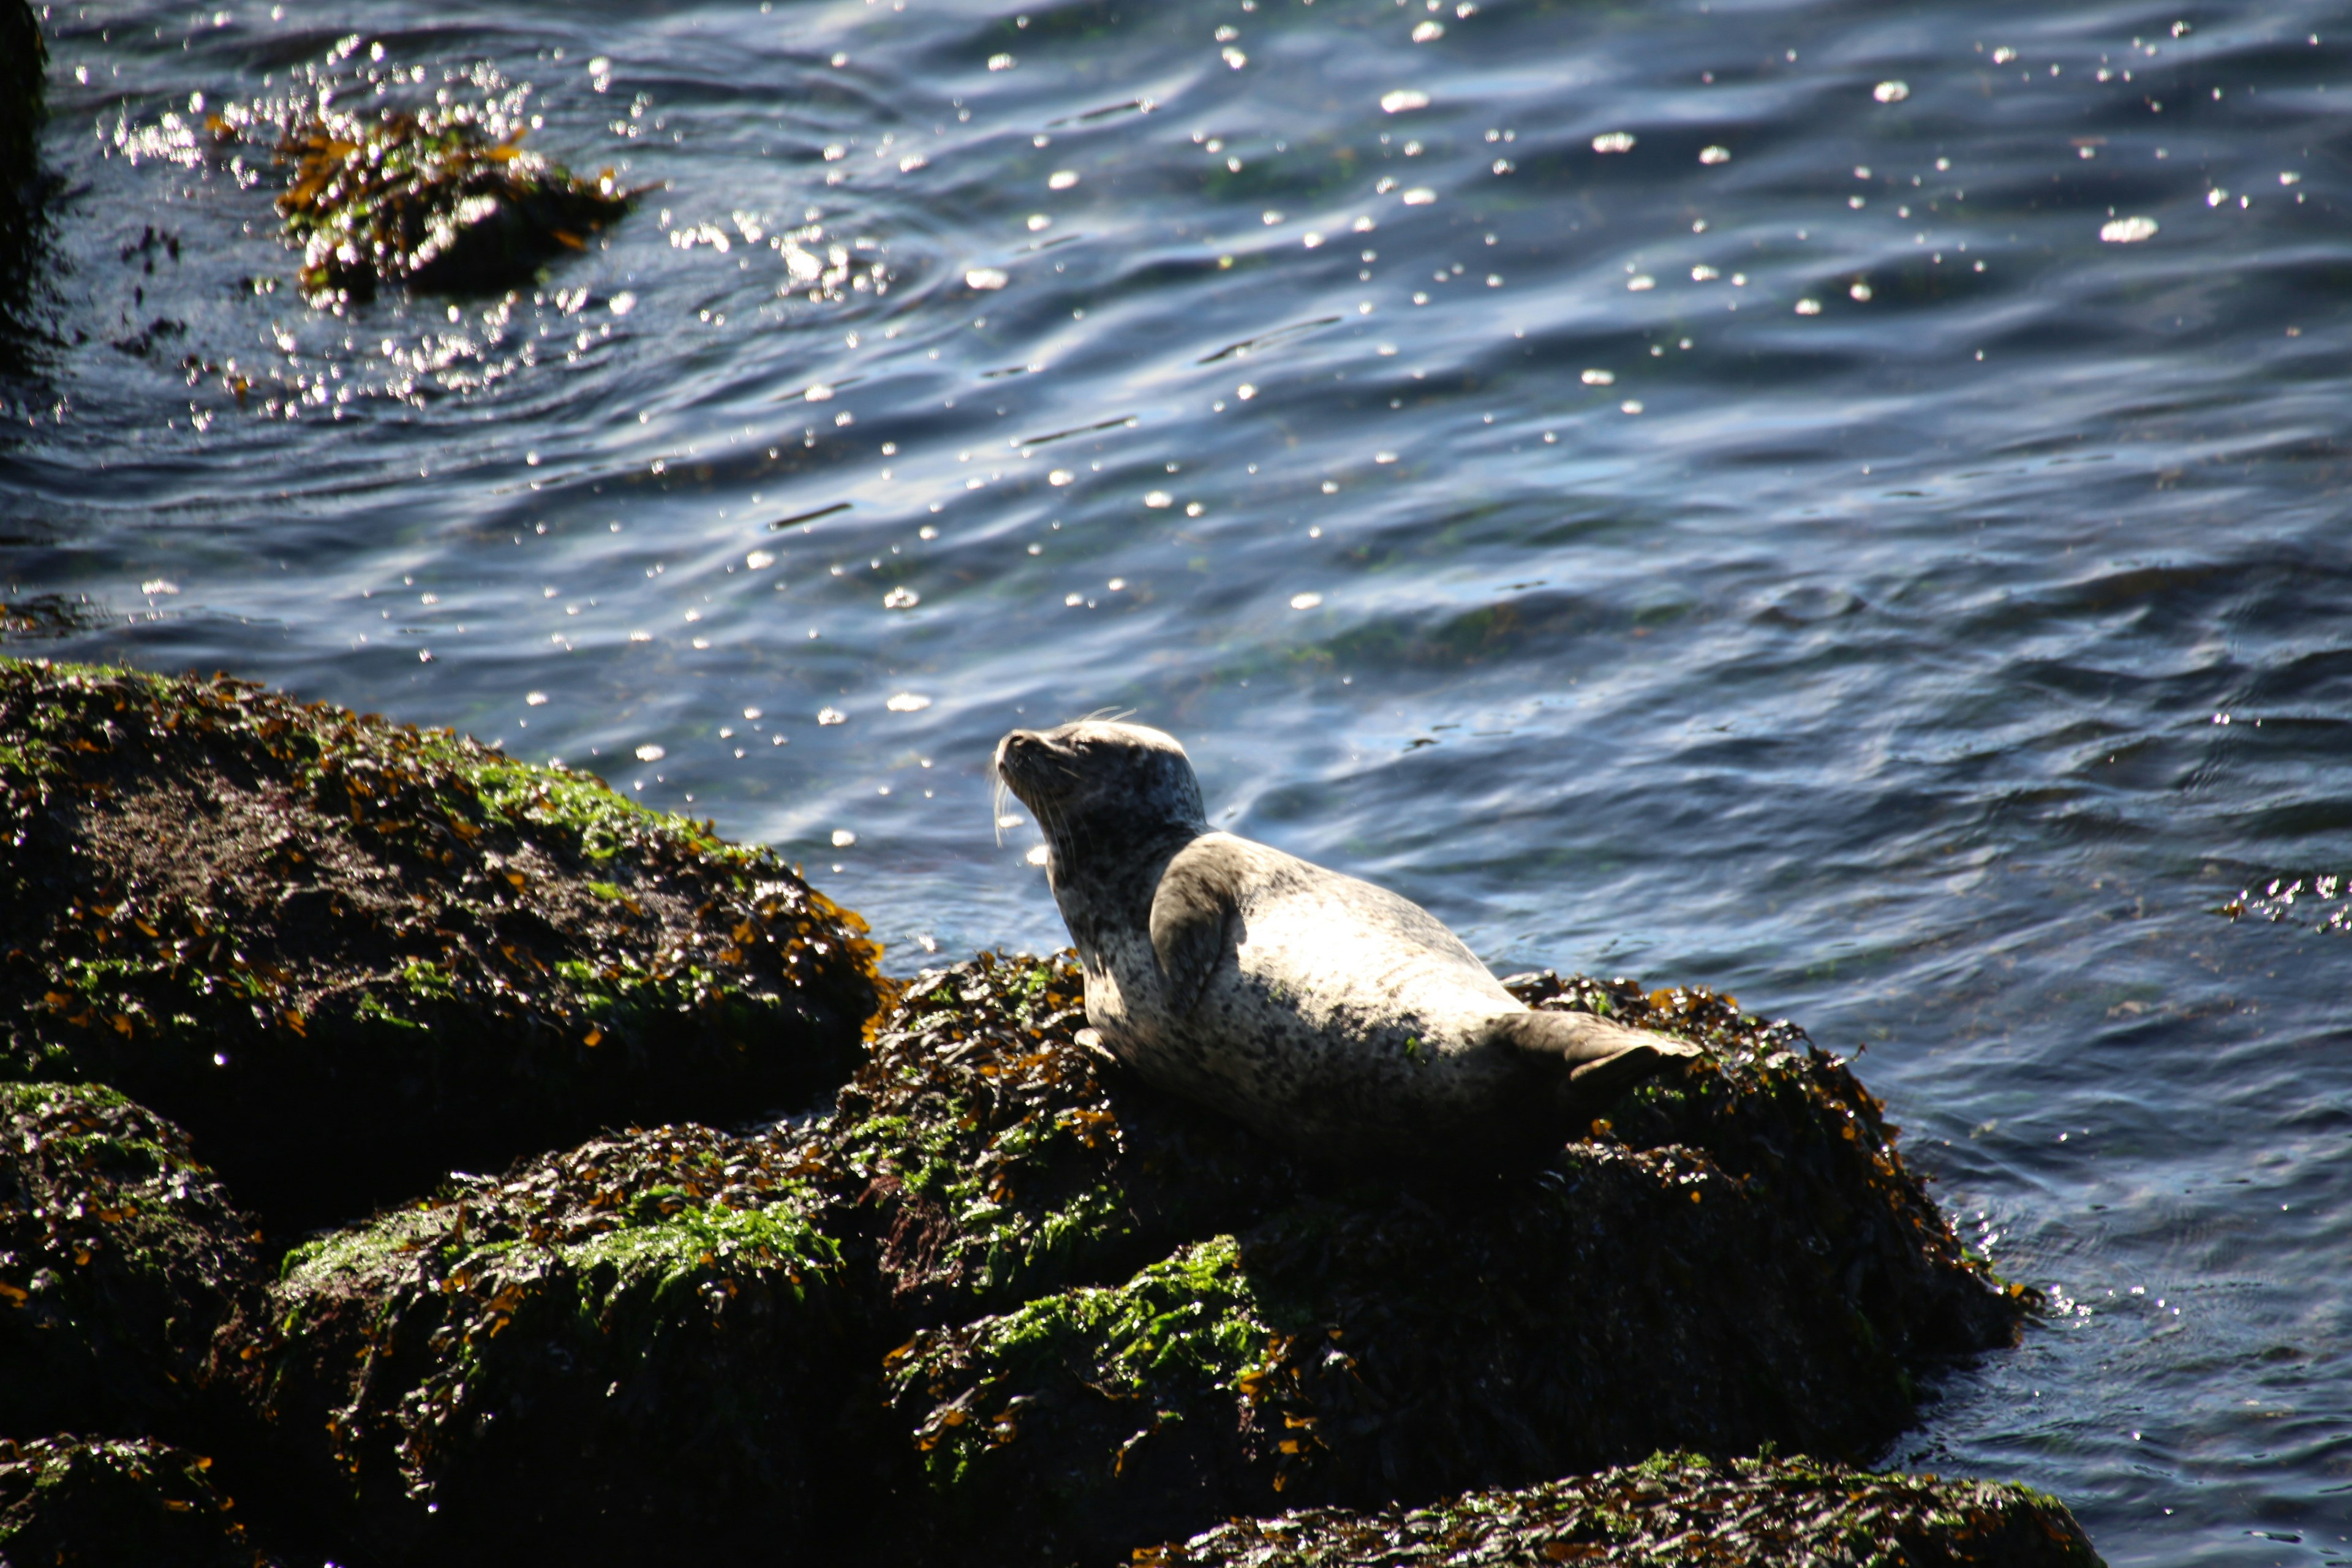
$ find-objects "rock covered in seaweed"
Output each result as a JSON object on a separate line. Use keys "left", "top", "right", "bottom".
{"left": 218, "top": 1121, "right": 893, "bottom": 1565}
{"left": 858, "top": 955, "right": 2029, "bottom": 1564}
{"left": 0, "top": 1082, "right": 258, "bottom": 1439}
{"left": 1139, "top": 1451, "right": 2103, "bottom": 1567}
{"left": 0, "top": 658, "right": 880, "bottom": 1228}
{"left": 210, "top": 944, "right": 2051, "bottom": 1565}
{"left": 263, "top": 100, "right": 635, "bottom": 301}
{"left": 0, "top": 1435, "right": 282, "bottom": 1568}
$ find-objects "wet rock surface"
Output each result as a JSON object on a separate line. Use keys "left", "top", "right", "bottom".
{"left": 265, "top": 103, "right": 636, "bottom": 302}
{"left": 0, "top": 658, "right": 880, "bottom": 1227}
{"left": 852, "top": 956, "right": 2030, "bottom": 1563}
{"left": 0, "top": 1082, "right": 258, "bottom": 1439}
{"left": 1137, "top": 1451, "right": 2102, "bottom": 1567}
{"left": 0, "top": 1434, "right": 281, "bottom": 1568}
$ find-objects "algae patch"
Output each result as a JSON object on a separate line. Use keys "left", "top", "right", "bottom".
{"left": 263, "top": 100, "right": 635, "bottom": 301}
{"left": 1143, "top": 1450, "right": 2105, "bottom": 1567}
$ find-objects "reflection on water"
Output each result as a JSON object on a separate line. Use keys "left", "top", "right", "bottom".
{"left": 6, "top": 0, "right": 2352, "bottom": 1560}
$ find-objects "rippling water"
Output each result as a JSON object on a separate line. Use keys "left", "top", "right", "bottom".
{"left": 6, "top": 0, "right": 2351, "bottom": 1558}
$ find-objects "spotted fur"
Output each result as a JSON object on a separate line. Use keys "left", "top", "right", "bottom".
{"left": 993, "top": 720, "right": 1695, "bottom": 1161}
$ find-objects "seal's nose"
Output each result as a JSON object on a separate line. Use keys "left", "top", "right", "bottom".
{"left": 995, "top": 729, "right": 1038, "bottom": 778}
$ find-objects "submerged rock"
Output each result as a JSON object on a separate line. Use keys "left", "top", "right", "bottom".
{"left": 0, "top": 659, "right": 880, "bottom": 1227}
{"left": 232, "top": 950, "right": 2035, "bottom": 1565}
{"left": 0, "top": 1082, "right": 258, "bottom": 1439}
{"left": 1140, "top": 1451, "right": 2103, "bottom": 1567}
{"left": 221, "top": 1121, "right": 887, "bottom": 1564}
{"left": 0, "top": 1434, "right": 281, "bottom": 1568}
{"left": 270, "top": 104, "right": 635, "bottom": 301}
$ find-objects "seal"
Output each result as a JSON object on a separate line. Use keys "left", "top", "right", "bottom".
{"left": 994, "top": 718, "right": 1699, "bottom": 1161}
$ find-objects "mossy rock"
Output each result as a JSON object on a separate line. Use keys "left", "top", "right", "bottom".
{"left": 827, "top": 952, "right": 1307, "bottom": 1324}
{"left": 0, "top": 658, "right": 881, "bottom": 1229}
{"left": 219, "top": 1121, "right": 891, "bottom": 1564}
{"left": 0, "top": 1435, "right": 281, "bottom": 1568}
{"left": 0, "top": 1083, "right": 259, "bottom": 1439}
{"left": 263, "top": 102, "right": 634, "bottom": 302}
{"left": 859, "top": 956, "right": 2029, "bottom": 1563}
{"left": 1139, "top": 1450, "right": 2105, "bottom": 1567}
{"left": 223, "top": 952, "right": 2051, "bottom": 1565}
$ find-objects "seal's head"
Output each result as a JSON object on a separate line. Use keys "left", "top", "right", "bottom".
{"left": 994, "top": 720, "right": 1207, "bottom": 859}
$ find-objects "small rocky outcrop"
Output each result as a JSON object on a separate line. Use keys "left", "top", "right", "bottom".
{"left": 0, "top": 1083, "right": 258, "bottom": 1440}
{"left": 266, "top": 104, "right": 636, "bottom": 301}
{"left": 0, "top": 658, "right": 880, "bottom": 1228}
{"left": 1139, "top": 1451, "right": 2103, "bottom": 1567}
{"left": 0, "top": 1435, "right": 281, "bottom": 1567}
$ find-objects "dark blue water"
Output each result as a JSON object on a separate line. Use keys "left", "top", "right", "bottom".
{"left": 5, "top": 0, "right": 2350, "bottom": 1559}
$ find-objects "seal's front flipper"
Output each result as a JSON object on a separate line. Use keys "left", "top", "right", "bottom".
{"left": 1474, "top": 1009, "right": 1700, "bottom": 1118}
{"left": 1150, "top": 839, "right": 1249, "bottom": 1015}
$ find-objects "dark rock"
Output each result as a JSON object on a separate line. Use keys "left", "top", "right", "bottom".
{"left": 0, "top": 0, "right": 47, "bottom": 375}
{"left": 1138, "top": 1450, "right": 2104, "bottom": 1567}
{"left": 219, "top": 1121, "right": 889, "bottom": 1565}
{"left": 0, "top": 1434, "right": 282, "bottom": 1568}
{"left": 0, "top": 658, "right": 881, "bottom": 1229}
{"left": 856, "top": 957, "right": 2029, "bottom": 1564}
{"left": 0, "top": 1082, "right": 258, "bottom": 1439}
{"left": 239, "top": 951, "right": 2034, "bottom": 1565}
{"left": 267, "top": 104, "right": 636, "bottom": 302}
{"left": 0, "top": 1, "right": 39, "bottom": 193}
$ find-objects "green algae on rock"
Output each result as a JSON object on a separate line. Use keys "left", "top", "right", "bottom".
{"left": 859, "top": 954, "right": 2028, "bottom": 1564}
{"left": 220, "top": 1120, "right": 884, "bottom": 1565}
{"left": 0, "top": 1435, "right": 280, "bottom": 1568}
{"left": 266, "top": 101, "right": 635, "bottom": 301}
{"left": 1137, "top": 1451, "right": 2104, "bottom": 1567}
{"left": 0, "top": 1082, "right": 259, "bottom": 1439}
{"left": 0, "top": 658, "right": 880, "bottom": 1228}
{"left": 829, "top": 952, "right": 1305, "bottom": 1324}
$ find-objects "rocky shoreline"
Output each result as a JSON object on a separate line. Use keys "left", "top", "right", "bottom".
{"left": 0, "top": 657, "right": 2102, "bottom": 1566}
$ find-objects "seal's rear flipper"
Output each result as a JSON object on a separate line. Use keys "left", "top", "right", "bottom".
{"left": 1475, "top": 1009, "right": 1701, "bottom": 1119}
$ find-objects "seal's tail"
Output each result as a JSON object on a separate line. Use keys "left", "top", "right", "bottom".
{"left": 1474, "top": 1008, "right": 1701, "bottom": 1121}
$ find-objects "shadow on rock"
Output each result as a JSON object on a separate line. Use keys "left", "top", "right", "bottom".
{"left": 0, "top": 1083, "right": 258, "bottom": 1441}
{"left": 0, "top": 1435, "right": 286, "bottom": 1567}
